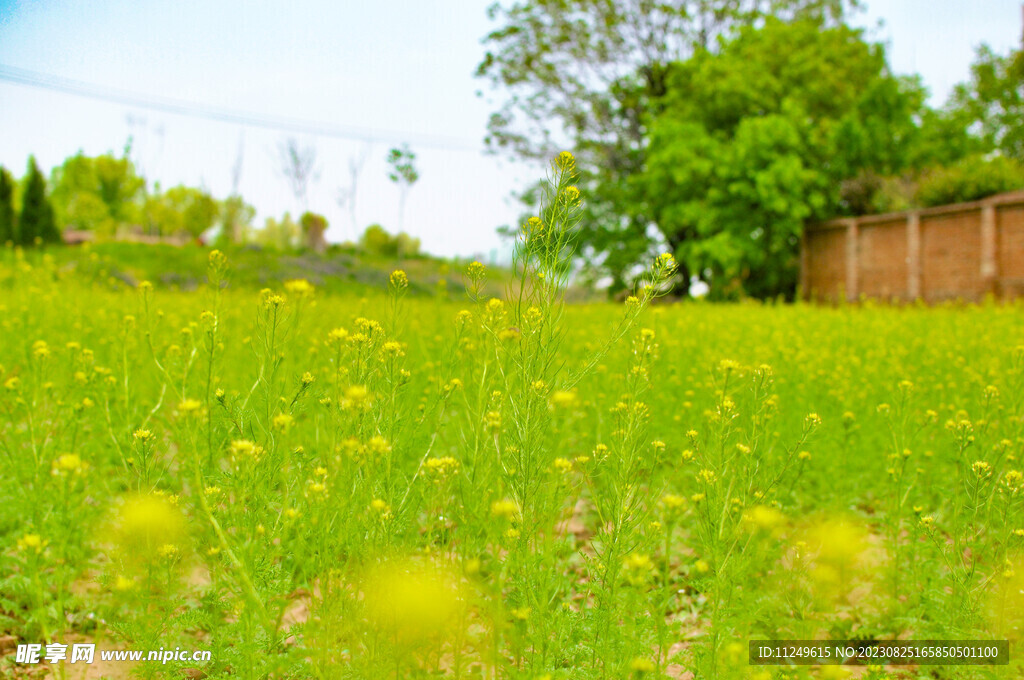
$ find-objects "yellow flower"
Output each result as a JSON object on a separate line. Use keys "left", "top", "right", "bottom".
{"left": 552, "top": 457, "right": 573, "bottom": 474}
{"left": 284, "top": 278, "right": 314, "bottom": 296}
{"left": 661, "top": 494, "right": 686, "bottom": 511}
{"left": 362, "top": 560, "right": 466, "bottom": 643}
{"left": 116, "top": 495, "right": 184, "bottom": 555}
{"left": 510, "top": 606, "right": 531, "bottom": 621}
{"left": 261, "top": 291, "right": 287, "bottom": 308}
{"left": 425, "top": 456, "right": 460, "bottom": 479}
{"left": 208, "top": 249, "right": 228, "bottom": 272}
{"left": 32, "top": 340, "right": 50, "bottom": 359}
{"left": 366, "top": 435, "right": 391, "bottom": 456}
{"left": 272, "top": 413, "right": 294, "bottom": 431}
{"left": 53, "top": 453, "right": 84, "bottom": 474}
{"left": 17, "top": 533, "right": 46, "bottom": 554}
{"left": 229, "top": 439, "right": 263, "bottom": 460}
{"left": 628, "top": 657, "right": 654, "bottom": 673}
{"left": 490, "top": 499, "right": 519, "bottom": 519}
{"left": 178, "top": 398, "right": 203, "bottom": 414}
{"left": 344, "top": 385, "right": 370, "bottom": 409}
{"left": 113, "top": 575, "right": 136, "bottom": 591}
{"left": 389, "top": 269, "right": 409, "bottom": 289}
{"left": 327, "top": 327, "right": 349, "bottom": 345}
{"left": 550, "top": 390, "right": 578, "bottom": 408}
{"left": 158, "top": 544, "right": 178, "bottom": 559}
{"left": 466, "top": 261, "right": 485, "bottom": 280}
{"left": 744, "top": 505, "right": 785, "bottom": 531}
{"left": 555, "top": 150, "right": 575, "bottom": 170}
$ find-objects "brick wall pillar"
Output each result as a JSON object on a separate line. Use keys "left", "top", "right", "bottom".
{"left": 980, "top": 204, "right": 997, "bottom": 296}
{"left": 907, "top": 212, "right": 921, "bottom": 300}
{"left": 845, "top": 219, "right": 859, "bottom": 301}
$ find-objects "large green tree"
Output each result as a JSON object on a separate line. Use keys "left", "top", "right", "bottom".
{"left": 642, "top": 19, "right": 930, "bottom": 298}
{"left": 476, "top": 0, "right": 859, "bottom": 290}
{"left": 0, "top": 166, "right": 15, "bottom": 244}
{"left": 950, "top": 44, "right": 1024, "bottom": 162}
{"left": 50, "top": 151, "right": 144, "bottom": 235}
{"left": 19, "top": 158, "right": 59, "bottom": 246}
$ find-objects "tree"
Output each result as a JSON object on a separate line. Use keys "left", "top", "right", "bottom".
{"left": 359, "top": 223, "right": 420, "bottom": 258}
{"left": 20, "top": 157, "right": 59, "bottom": 246}
{"left": 0, "top": 166, "right": 15, "bottom": 244}
{"left": 950, "top": 44, "right": 1024, "bottom": 162}
{"left": 386, "top": 144, "right": 418, "bottom": 237}
{"left": 642, "top": 18, "right": 927, "bottom": 298}
{"left": 300, "top": 211, "right": 328, "bottom": 252}
{"left": 278, "top": 137, "right": 319, "bottom": 212}
{"left": 252, "top": 213, "right": 301, "bottom": 251}
{"left": 217, "top": 132, "right": 252, "bottom": 245}
{"left": 336, "top": 143, "right": 371, "bottom": 242}
{"left": 217, "top": 195, "right": 256, "bottom": 246}
{"left": 142, "top": 186, "right": 218, "bottom": 239}
{"left": 50, "top": 151, "right": 144, "bottom": 235}
{"left": 914, "top": 154, "right": 1024, "bottom": 208}
{"left": 168, "top": 186, "right": 219, "bottom": 239}
{"left": 476, "top": 0, "right": 860, "bottom": 290}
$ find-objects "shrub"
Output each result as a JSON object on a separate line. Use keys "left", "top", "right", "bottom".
{"left": 359, "top": 224, "right": 421, "bottom": 258}
{"left": 915, "top": 154, "right": 1024, "bottom": 207}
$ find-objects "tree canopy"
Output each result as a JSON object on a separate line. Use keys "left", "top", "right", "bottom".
{"left": 50, "top": 151, "right": 145, "bottom": 236}
{"left": 643, "top": 19, "right": 929, "bottom": 298}
{"left": 478, "top": 1, "right": 1022, "bottom": 298}
{"left": 477, "top": 0, "right": 860, "bottom": 293}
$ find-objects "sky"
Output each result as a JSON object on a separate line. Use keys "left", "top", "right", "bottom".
{"left": 0, "top": 0, "right": 1021, "bottom": 261}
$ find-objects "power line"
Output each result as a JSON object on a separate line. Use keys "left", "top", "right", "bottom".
{"left": 0, "top": 63, "right": 482, "bottom": 152}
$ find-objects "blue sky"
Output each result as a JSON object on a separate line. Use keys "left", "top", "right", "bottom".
{"left": 0, "top": 1, "right": 1021, "bottom": 259}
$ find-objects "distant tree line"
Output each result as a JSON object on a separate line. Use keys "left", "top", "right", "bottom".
{"left": 0, "top": 143, "right": 425, "bottom": 257}
{"left": 478, "top": 0, "right": 1024, "bottom": 299}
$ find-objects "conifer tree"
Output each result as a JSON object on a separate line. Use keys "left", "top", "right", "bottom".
{"left": 0, "top": 166, "right": 14, "bottom": 244}
{"left": 20, "top": 157, "right": 59, "bottom": 246}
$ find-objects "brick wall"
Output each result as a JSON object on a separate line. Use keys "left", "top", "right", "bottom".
{"left": 801, "top": 191, "right": 1024, "bottom": 303}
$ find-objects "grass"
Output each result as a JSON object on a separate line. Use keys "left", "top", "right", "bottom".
{"left": 45, "top": 239, "right": 510, "bottom": 299}
{"left": 1, "top": 156, "right": 1023, "bottom": 679}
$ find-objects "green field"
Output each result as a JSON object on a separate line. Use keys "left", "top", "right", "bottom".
{"left": 2, "top": 201, "right": 1024, "bottom": 677}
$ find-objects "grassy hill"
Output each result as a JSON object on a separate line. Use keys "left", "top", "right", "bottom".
{"left": 18, "top": 241, "right": 510, "bottom": 298}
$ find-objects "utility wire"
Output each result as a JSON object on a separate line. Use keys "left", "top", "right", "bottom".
{"left": 0, "top": 63, "right": 482, "bottom": 152}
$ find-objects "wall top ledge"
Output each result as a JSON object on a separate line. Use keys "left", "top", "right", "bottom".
{"left": 807, "top": 190, "right": 1024, "bottom": 232}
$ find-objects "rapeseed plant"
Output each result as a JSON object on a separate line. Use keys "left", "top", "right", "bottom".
{"left": 2, "top": 160, "right": 1024, "bottom": 679}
